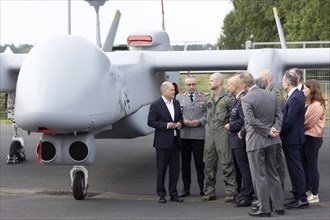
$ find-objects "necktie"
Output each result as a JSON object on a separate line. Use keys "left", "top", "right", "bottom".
{"left": 189, "top": 94, "right": 194, "bottom": 102}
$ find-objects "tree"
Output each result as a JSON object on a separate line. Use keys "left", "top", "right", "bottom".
{"left": 218, "top": 0, "right": 330, "bottom": 49}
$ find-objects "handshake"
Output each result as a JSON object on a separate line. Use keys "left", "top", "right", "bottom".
{"left": 269, "top": 127, "right": 280, "bottom": 137}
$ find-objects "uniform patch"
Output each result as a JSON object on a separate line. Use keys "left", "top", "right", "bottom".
{"left": 207, "top": 102, "right": 213, "bottom": 109}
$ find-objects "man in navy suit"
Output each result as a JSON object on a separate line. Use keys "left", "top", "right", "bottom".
{"left": 148, "top": 81, "right": 184, "bottom": 203}
{"left": 281, "top": 70, "right": 309, "bottom": 209}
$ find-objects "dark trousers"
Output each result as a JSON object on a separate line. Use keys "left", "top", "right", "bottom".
{"left": 301, "top": 135, "right": 323, "bottom": 195}
{"left": 283, "top": 144, "right": 307, "bottom": 202}
{"left": 156, "top": 138, "right": 180, "bottom": 197}
{"left": 232, "top": 148, "right": 254, "bottom": 200}
{"left": 180, "top": 139, "right": 205, "bottom": 192}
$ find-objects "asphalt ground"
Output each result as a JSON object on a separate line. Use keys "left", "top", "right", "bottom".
{"left": 1, "top": 124, "right": 329, "bottom": 220}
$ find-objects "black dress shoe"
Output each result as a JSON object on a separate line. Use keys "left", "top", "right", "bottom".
{"left": 235, "top": 199, "right": 252, "bottom": 207}
{"left": 248, "top": 210, "right": 271, "bottom": 217}
{"left": 286, "top": 200, "right": 309, "bottom": 209}
{"left": 275, "top": 209, "right": 285, "bottom": 215}
{"left": 284, "top": 197, "right": 296, "bottom": 207}
{"left": 200, "top": 191, "right": 205, "bottom": 196}
{"left": 170, "top": 196, "right": 184, "bottom": 202}
{"left": 179, "top": 189, "right": 190, "bottom": 198}
{"left": 158, "top": 197, "right": 166, "bottom": 203}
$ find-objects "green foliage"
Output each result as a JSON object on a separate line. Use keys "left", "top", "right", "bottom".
{"left": 0, "top": 44, "right": 33, "bottom": 53}
{"left": 218, "top": 0, "right": 330, "bottom": 49}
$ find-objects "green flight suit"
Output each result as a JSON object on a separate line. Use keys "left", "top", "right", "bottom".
{"left": 203, "top": 89, "right": 237, "bottom": 196}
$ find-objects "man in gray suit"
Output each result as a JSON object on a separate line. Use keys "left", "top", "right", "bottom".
{"left": 176, "top": 75, "right": 206, "bottom": 197}
{"left": 239, "top": 72, "right": 284, "bottom": 217}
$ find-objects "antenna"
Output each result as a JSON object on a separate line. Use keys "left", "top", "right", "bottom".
{"left": 85, "top": 0, "right": 108, "bottom": 47}
{"left": 273, "top": 7, "right": 287, "bottom": 49}
{"left": 161, "top": 0, "right": 165, "bottom": 30}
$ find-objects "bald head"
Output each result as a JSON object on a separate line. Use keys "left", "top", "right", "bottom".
{"left": 227, "top": 75, "right": 243, "bottom": 96}
{"left": 259, "top": 69, "right": 273, "bottom": 90}
{"left": 209, "top": 72, "right": 224, "bottom": 92}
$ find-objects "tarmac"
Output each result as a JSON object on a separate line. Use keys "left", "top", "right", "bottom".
{"left": 0, "top": 124, "right": 329, "bottom": 220}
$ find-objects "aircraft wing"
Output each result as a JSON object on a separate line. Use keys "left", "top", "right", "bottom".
{"left": 277, "top": 48, "right": 330, "bottom": 69}
{"left": 150, "top": 49, "right": 253, "bottom": 71}
{"left": 149, "top": 48, "right": 330, "bottom": 71}
{"left": 0, "top": 53, "right": 26, "bottom": 92}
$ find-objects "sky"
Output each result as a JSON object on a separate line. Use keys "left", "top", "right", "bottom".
{"left": 0, "top": 0, "right": 234, "bottom": 46}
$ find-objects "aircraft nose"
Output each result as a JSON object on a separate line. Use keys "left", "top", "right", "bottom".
{"left": 15, "top": 36, "right": 111, "bottom": 132}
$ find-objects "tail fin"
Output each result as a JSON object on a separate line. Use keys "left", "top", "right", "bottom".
{"left": 102, "top": 9, "right": 121, "bottom": 52}
{"left": 273, "top": 7, "right": 287, "bottom": 49}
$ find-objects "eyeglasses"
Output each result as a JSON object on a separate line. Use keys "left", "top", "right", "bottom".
{"left": 186, "top": 83, "right": 197, "bottom": 86}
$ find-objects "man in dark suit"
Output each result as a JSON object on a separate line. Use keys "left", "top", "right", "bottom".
{"left": 281, "top": 70, "right": 309, "bottom": 209}
{"left": 224, "top": 75, "right": 254, "bottom": 207}
{"left": 147, "top": 81, "right": 184, "bottom": 203}
{"left": 240, "top": 72, "right": 284, "bottom": 217}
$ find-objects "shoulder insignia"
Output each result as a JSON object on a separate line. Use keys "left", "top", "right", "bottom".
{"left": 198, "top": 91, "right": 206, "bottom": 96}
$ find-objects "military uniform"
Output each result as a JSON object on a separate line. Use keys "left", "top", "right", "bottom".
{"left": 203, "top": 89, "right": 237, "bottom": 198}
{"left": 176, "top": 91, "right": 206, "bottom": 194}
{"left": 269, "top": 85, "right": 286, "bottom": 190}
{"left": 228, "top": 90, "right": 254, "bottom": 203}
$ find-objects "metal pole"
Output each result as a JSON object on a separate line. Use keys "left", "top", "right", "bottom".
{"left": 68, "top": 0, "right": 71, "bottom": 35}
{"left": 95, "top": 6, "right": 101, "bottom": 47}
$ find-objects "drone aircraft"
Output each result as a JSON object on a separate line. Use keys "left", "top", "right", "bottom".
{"left": 1, "top": 1, "right": 329, "bottom": 200}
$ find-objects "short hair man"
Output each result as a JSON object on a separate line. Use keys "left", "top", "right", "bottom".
{"left": 240, "top": 72, "right": 284, "bottom": 217}
{"left": 147, "top": 81, "right": 184, "bottom": 203}
{"left": 176, "top": 76, "right": 206, "bottom": 197}
{"left": 281, "top": 70, "right": 309, "bottom": 209}
{"left": 224, "top": 75, "right": 254, "bottom": 207}
{"left": 202, "top": 72, "right": 237, "bottom": 203}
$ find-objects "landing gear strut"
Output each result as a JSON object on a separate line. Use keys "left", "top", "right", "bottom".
{"left": 6, "top": 123, "right": 26, "bottom": 164}
{"left": 70, "top": 166, "right": 89, "bottom": 200}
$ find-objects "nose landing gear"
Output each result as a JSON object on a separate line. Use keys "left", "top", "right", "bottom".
{"left": 6, "top": 123, "right": 26, "bottom": 164}
{"left": 70, "top": 166, "right": 89, "bottom": 200}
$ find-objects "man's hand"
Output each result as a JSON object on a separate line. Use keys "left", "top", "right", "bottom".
{"left": 224, "top": 123, "right": 230, "bottom": 131}
{"left": 269, "top": 127, "right": 280, "bottom": 137}
{"left": 168, "top": 122, "right": 182, "bottom": 130}
{"left": 183, "top": 119, "right": 200, "bottom": 127}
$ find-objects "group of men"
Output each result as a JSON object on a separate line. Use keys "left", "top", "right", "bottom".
{"left": 147, "top": 68, "right": 309, "bottom": 217}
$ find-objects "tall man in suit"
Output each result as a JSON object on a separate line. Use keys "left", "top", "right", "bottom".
{"left": 147, "top": 81, "right": 184, "bottom": 203}
{"left": 239, "top": 72, "right": 284, "bottom": 217}
{"left": 176, "top": 75, "right": 206, "bottom": 197}
{"left": 281, "top": 71, "right": 309, "bottom": 209}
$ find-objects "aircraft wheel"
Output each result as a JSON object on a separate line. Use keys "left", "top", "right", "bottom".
{"left": 9, "top": 141, "right": 26, "bottom": 163}
{"left": 72, "top": 171, "right": 87, "bottom": 200}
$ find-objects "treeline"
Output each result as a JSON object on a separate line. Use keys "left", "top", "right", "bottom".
{"left": 218, "top": 0, "right": 330, "bottom": 49}
{"left": 0, "top": 44, "right": 33, "bottom": 53}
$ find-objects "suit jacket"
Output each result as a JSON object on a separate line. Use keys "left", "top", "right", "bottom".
{"left": 228, "top": 91, "right": 246, "bottom": 149}
{"left": 176, "top": 91, "right": 206, "bottom": 140}
{"left": 281, "top": 89, "right": 305, "bottom": 145}
{"left": 147, "top": 97, "right": 183, "bottom": 149}
{"left": 241, "top": 86, "right": 282, "bottom": 152}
